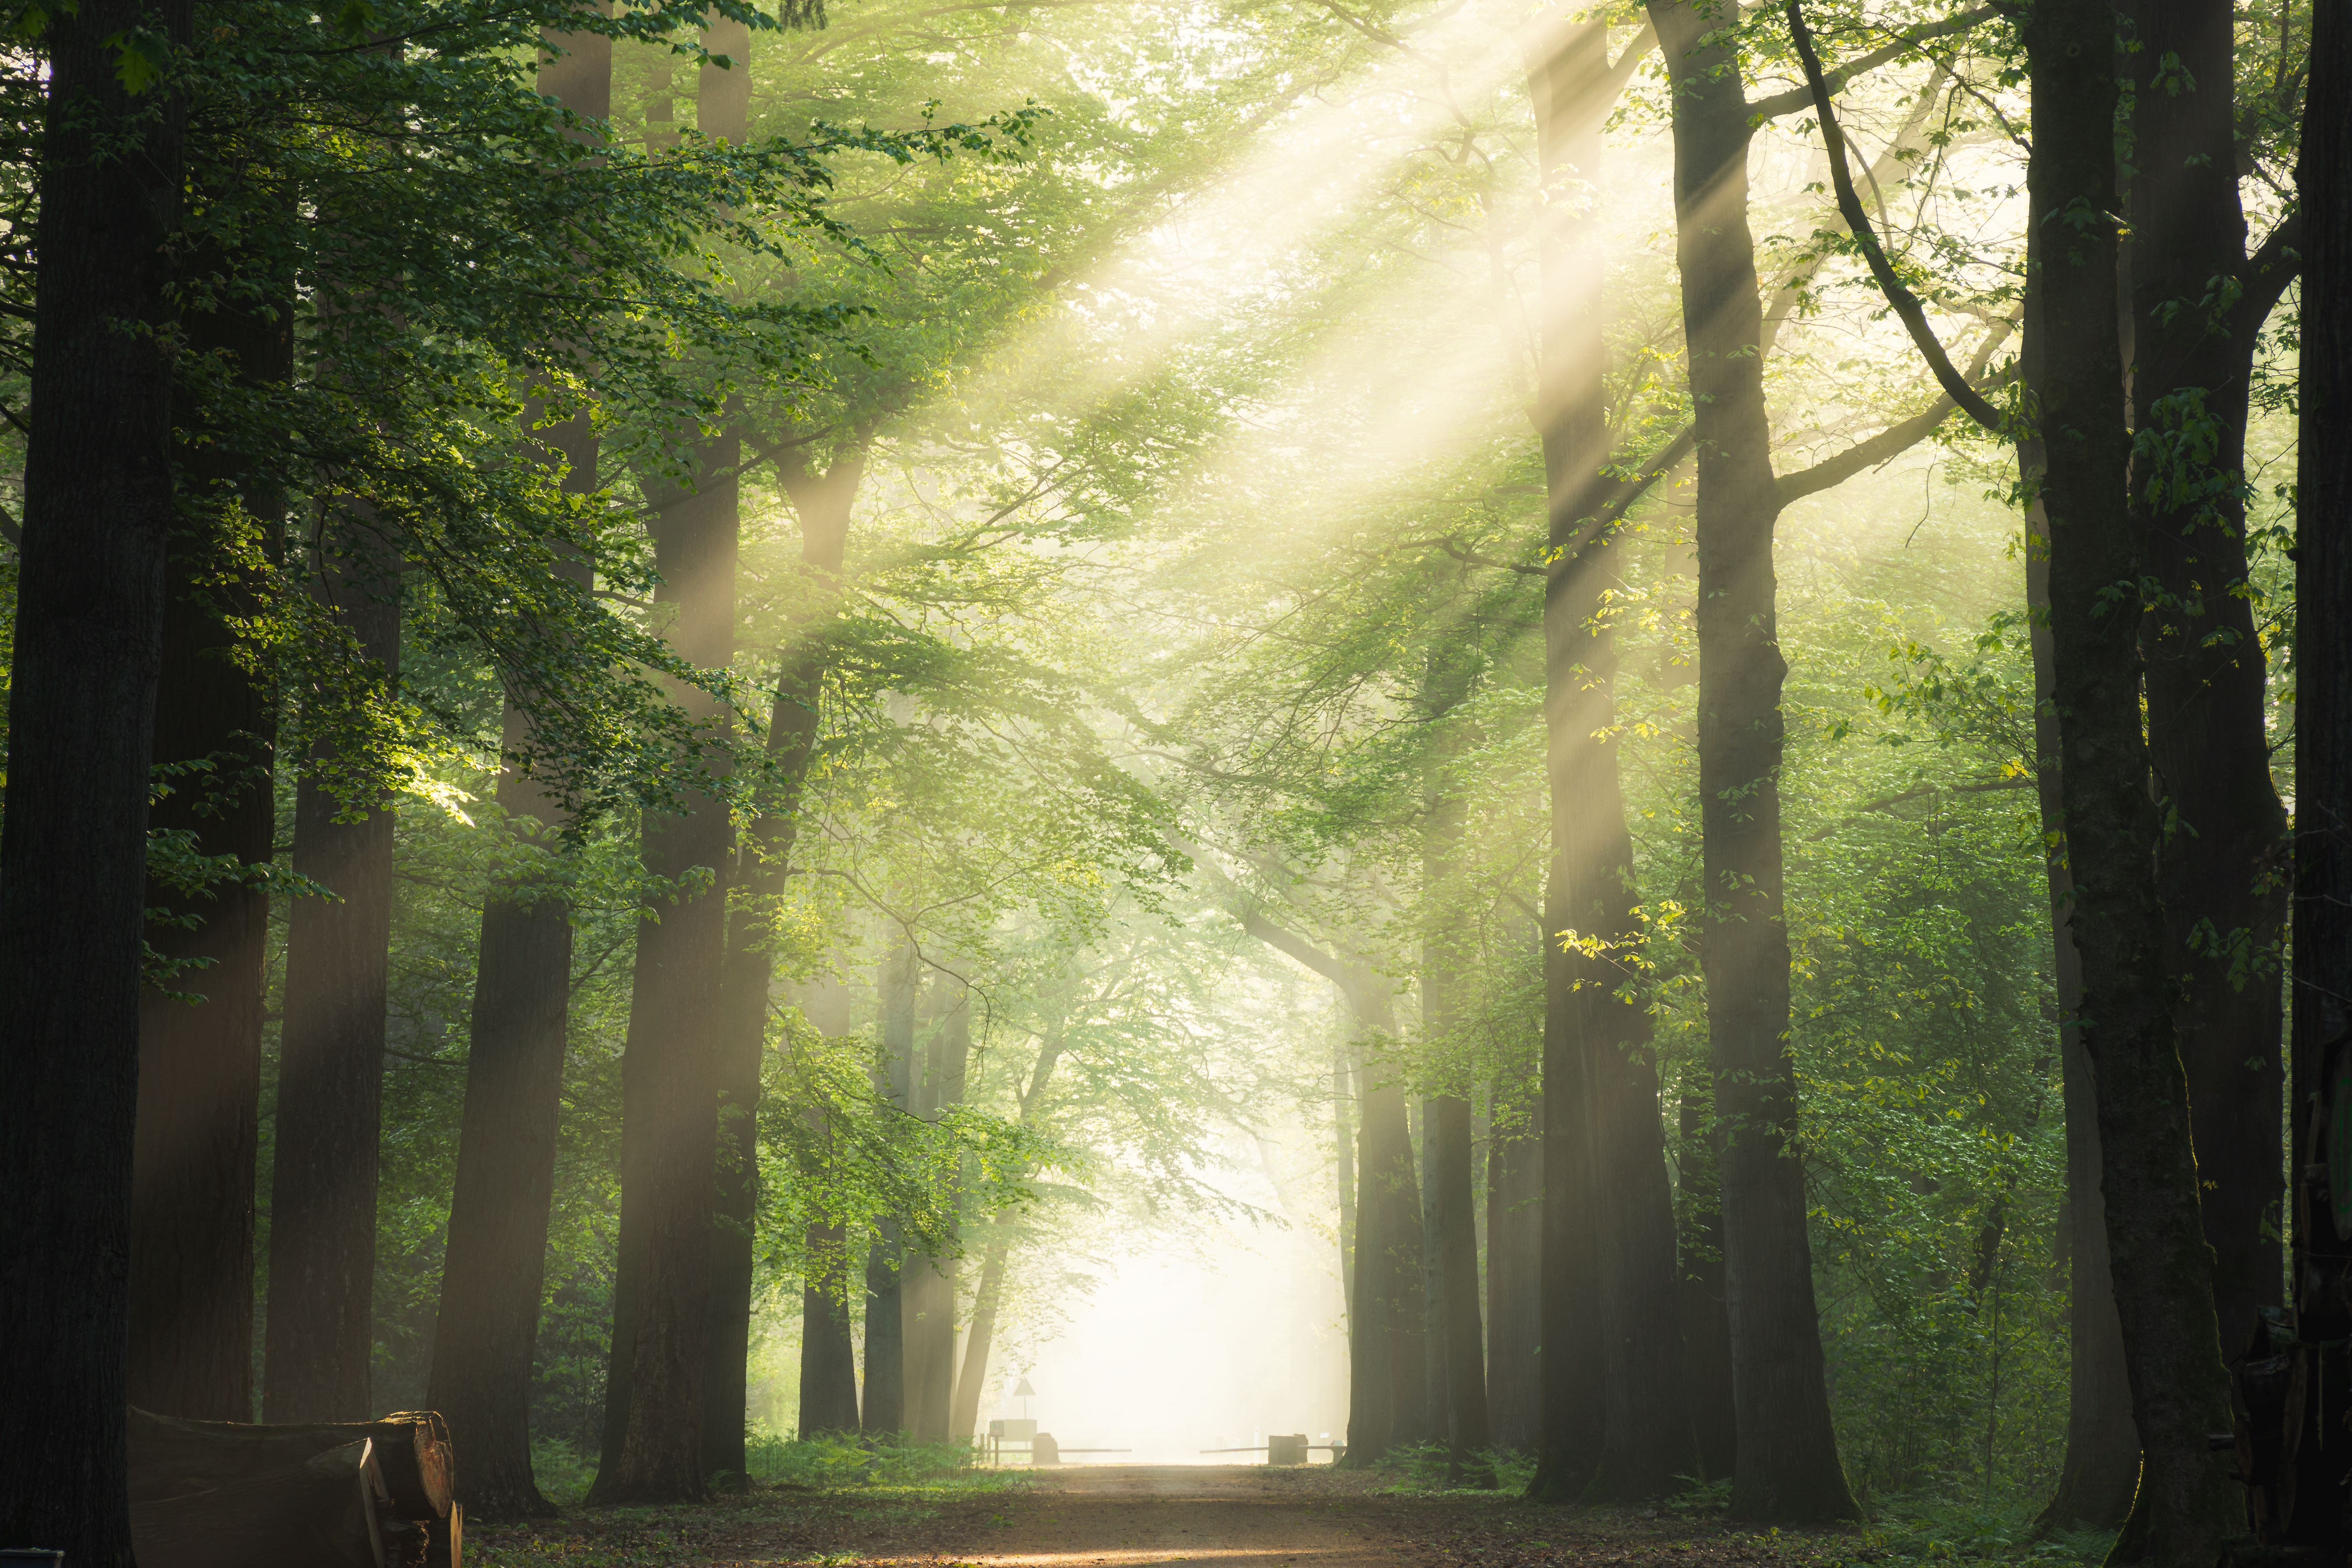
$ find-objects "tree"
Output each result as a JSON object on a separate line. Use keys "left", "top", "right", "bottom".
{"left": 1646, "top": 0, "right": 1859, "bottom": 1519}
{"left": 424, "top": 9, "right": 613, "bottom": 1516}
{"left": 0, "top": 4, "right": 194, "bottom": 1564}
{"left": 2025, "top": 0, "right": 2239, "bottom": 1556}
{"left": 131, "top": 242, "right": 292, "bottom": 1423}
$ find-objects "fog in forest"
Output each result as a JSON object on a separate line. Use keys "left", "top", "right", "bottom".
{"left": 0, "top": 0, "right": 2340, "bottom": 1562}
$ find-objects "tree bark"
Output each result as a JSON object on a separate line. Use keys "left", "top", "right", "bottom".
{"left": 2283, "top": 0, "right": 2352, "bottom": 1540}
{"left": 423, "top": 29, "right": 608, "bottom": 1519}
{"left": 799, "top": 1216, "right": 863, "bottom": 1436}
{"left": 591, "top": 431, "right": 738, "bottom": 1504}
{"left": 1484, "top": 1097, "right": 1541, "bottom": 1453}
{"left": 729, "top": 440, "right": 866, "bottom": 1464}
{"left": 905, "top": 981, "right": 968, "bottom": 1443}
{"left": 2026, "top": 2, "right": 2239, "bottom": 1558}
{"left": 950, "top": 1227, "right": 1014, "bottom": 1442}
{"left": 1419, "top": 659, "right": 1491, "bottom": 1479}
{"left": 1430, "top": 1094, "right": 1491, "bottom": 1477}
{"left": 2127, "top": 0, "right": 2288, "bottom": 1371}
{"left": 1523, "top": 13, "right": 1618, "bottom": 1504}
{"left": 266, "top": 558, "right": 403, "bottom": 1425}
{"left": 1676, "top": 1075, "right": 1737, "bottom": 1482}
{"left": 1554, "top": 347, "right": 1693, "bottom": 1504}
{"left": 0, "top": 2, "right": 192, "bottom": 1560}
{"left": 427, "top": 425, "right": 598, "bottom": 1522}
{"left": 1648, "top": 0, "right": 1854, "bottom": 1520}
{"left": 1339, "top": 1044, "right": 1360, "bottom": 1308}
{"left": 2016, "top": 186, "right": 2139, "bottom": 1527}
{"left": 1420, "top": 1097, "right": 1452, "bottom": 1454}
{"left": 131, "top": 274, "right": 291, "bottom": 1423}
{"left": 861, "top": 939, "right": 916, "bottom": 1436}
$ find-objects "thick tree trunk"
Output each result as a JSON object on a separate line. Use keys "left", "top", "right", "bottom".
{"left": 2128, "top": 0, "right": 2286, "bottom": 1371}
{"left": 131, "top": 280, "right": 291, "bottom": 1423}
{"left": 799, "top": 1218, "right": 863, "bottom": 1436}
{"left": 267, "top": 562, "right": 403, "bottom": 1425}
{"left": 2019, "top": 226, "right": 2138, "bottom": 1525}
{"left": 1524, "top": 14, "right": 1615, "bottom": 1504}
{"left": 428, "top": 586, "right": 589, "bottom": 1518}
{"left": 1348, "top": 1056, "right": 1427, "bottom": 1460}
{"left": 2026, "top": 4, "right": 2239, "bottom": 1559}
{"left": 1648, "top": 0, "right": 1854, "bottom": 1521}
{"left": 424, "top": 31, "right": 608, "bottom": 1519}
{"left": 1676, "top": 1076, "right": 1737, "bottom": 1482}
{"left": 591, "top": 433, "right": 738, "bottom": 1504}
{"left": 1484, "top": 1099, "right": 1540, "bottom": 1453}
{"left": 0, "top": 3, "right": 191, "bottom": 1559}
{"left": 1551, "top": 366, "right": 1692, "bottom": 1504}
{"left": 862, "top": 1226, "right": 906, "bottom": 1434}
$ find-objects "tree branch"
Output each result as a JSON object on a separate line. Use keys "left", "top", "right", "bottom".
{"left": 1802, "top": 775, "right": 2036, "bottom": 840}
{"left": 1240, "top": 907, "right": 1350, "bottom": 985}
{"left": 1783, "top": 0, "right": 2003, "bottom": 430}
{"left": 1775, "top": 320, "right": 2013, "bottom": 506}
{"left": 1747, "top": 5, "right": 1996, "bottom": 121}
{"left": 2232, "top": 208, "right": 2304, "bottom": 340}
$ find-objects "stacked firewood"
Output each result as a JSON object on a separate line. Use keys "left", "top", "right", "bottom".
{"left": 127, "top": 1408, "right": 459, "bottom": 1568}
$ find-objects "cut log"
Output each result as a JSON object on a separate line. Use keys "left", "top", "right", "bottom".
{"left": 129, "top": 1437, "right": 385, "bottom": 1568}
{"left": 129, "top": 1406, "right": 456, "bottom": 1519}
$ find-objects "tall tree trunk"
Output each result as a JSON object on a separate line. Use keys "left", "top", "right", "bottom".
{"left": 799, "top": 1215, "right": 862, "bottom": 1436}
{"left": 1552, "top": 327, "right": 1693, "bottom": 1505}
{"left": 1430, "top": 1094, "right": 1491, "bottom": 1477}
{"left": 266, "top": 558, "right": 403, "bottom": 1424}
{"left": 425, "top": 36, "right": 610, "bottom": 1517}
{"left": 1648, "top": 0, "right": 1854, "bottom": 1520}
{"left": 1338, "top": 1043, "right": 1360, "bottom": 1307}
{"left": 743, "top": 442, "right": 867, "bottom": 1461}
{"left": 591, "top": 425, "right": 738, "bottom": 1503}
{"left": 2016, "top": 185, "right": 2138, "bottom": 1528}
{"left": 1420, "top": 653, "right": 1492, "bottom": 1479}
{"left": 428, "top": 401, "right": 602, "bottom": 1528}
{"left": 1359, "top": 1065, "right": 1427, "bottom": 1455}
{"left": 1421, "top": 1097, "right": 1452, "bottom": 1453}
{"left": 1676, "top": 1075, "right": 1736, "bottom": 1482}
{"left": 0, "top": 2, "right": 191, "bottom": 1560}
{"left": 2026, "top": 3, "right": 2238, "bottom": 1558}
{"left": 2284, "top": 0, "right": 2352, "bottom": 1539}
{"left": 861, "top": 939, "right": 916, "bottom": 1436}
{"left": 1484, "top": 1096, "right": 1540, "bottom": 1453}
{"left": 1523, "top": 14, "right": 1616, "bottom": 1503}
{"left": 131, "top": 275, "right": 291, "bottom": 1422}
{"left": 2128, "top": 0, "right": 2287, "bottom": 1371}
{"left": 905, "top": 979, "right": 968, "bottom": 1443}
{"left": 951, "top": 1227, "right": 1014, "bottom": 1442}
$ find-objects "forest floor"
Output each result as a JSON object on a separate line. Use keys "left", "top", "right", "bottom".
{"left": 466, "top": 1461, "right": 1985, "bottom": 1568}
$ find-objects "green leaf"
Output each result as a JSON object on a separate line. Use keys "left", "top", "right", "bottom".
{"left": 100, "top": 25, "right": 168, "bottom": 93}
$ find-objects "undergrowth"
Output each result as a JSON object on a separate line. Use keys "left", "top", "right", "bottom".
{"left": 523, "top": 1431, "right": 1029, "bottom": 1506}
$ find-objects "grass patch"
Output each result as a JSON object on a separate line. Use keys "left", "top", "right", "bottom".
{"left": 745, "top": 1431, "right": 1032, "bottom": 1493}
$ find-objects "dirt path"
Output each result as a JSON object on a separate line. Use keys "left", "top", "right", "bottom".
{"left": 472, "top": 1462, "right": 1867, "bottom": 1568}
{"left": 955, "top": 1465, "right": 1409, "bottom": 1568}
